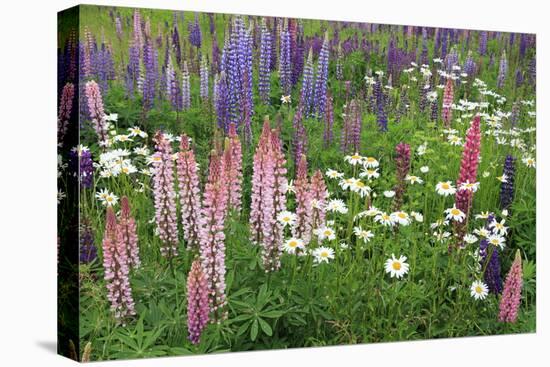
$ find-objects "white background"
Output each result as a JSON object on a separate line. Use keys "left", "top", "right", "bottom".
{"left": 0, "top": 0, "right": 547, "bottom": 365}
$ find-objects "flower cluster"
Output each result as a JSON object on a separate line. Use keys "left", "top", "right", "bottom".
{"left": 152, "top": 132, "right": 179, "bottom": 257}
{"left": 187, "top": 259, "right": 209, "bottom": 344}
{"left": 200, "top": 150, "right": 228, "bottom": 321}
{"left": 176, "top": 135, "right": 204, "bottom": 250}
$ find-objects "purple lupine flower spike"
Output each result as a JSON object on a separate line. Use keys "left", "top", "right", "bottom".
{"left": 500, "top": 155, "right": 516, "bottom": 210}
{"left": 259, "top": 19, "right": 272, "bottom": 105}
{"left": 313, "top": 31, "right": 330, "bottom": 119}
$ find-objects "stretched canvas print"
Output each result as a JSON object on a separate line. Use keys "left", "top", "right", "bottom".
{"left": 57, "top": 4, "right": 537, "bottom": 362}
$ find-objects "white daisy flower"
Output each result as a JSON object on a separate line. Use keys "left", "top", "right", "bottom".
{"left": 487, "top": 234, "right": 506, "bottom": 249}
{"left": 359, "top": 168, "right": 380, "bottom": 180}
{"left": 445, "top": 206, "right": 466, "bottom": 222}
{"left": 363, "top": 156, "right": 379, "bottom": 168}
{"left": 522, "top": 156, "right": 535, "bottom": 168}
{"left": 489, "top": 218, "right": 508, "bottom": 236}
{"left": 277, "top": 211, "right": 297, "bottom": 227}
{"left": 433, "top": 231, "right": 452, "bottom": 242}
{"left": 326, "top": 199, "right": 348, "bottom": 214}
{"left": 420, "top": 166, "right": 430, "bottom": 173}
{"left": 95, "top": 188, "right": 118, "bottom": 207}
{"left": 463, "top": 233, "right": 478, "bottom": 244}
{"left": 384, "top": 254, "right": 410, "bottom": 279}
{"left": 344, "top": 153, "right": 363, "bottom": 165}
{"left": 405, "top": 175, "right": 424, "bottom": 185}
{"left": 470, "top": 280, "right": 489, "bottom": 300}
{"left": 350, "top": 180, "right": 371, "bottom": 197}
{"left": 435, "top": 181, "right": 457, "bottom": 196}
{"left": 283, "top": 238, "right": 304, "bottom": 254}
{"left": 459, "top": 181, "right": 480, "bottom": 192}
{"left": 383, "top": 190, "right": 396, "bottom": 198}
{"left": 375, "top": 212, "right": 395, "bottom": 226}
{"left": 312, "top": 246, "right": 335, "bottom": 264}
{"left": 430, "top": 219, "right": 449, "bottom": 229}
{"left": 280, "top": 94, "right": 291, "bottom": 104}
{"left": 391, "top": 211, "right": 412, "bottom": 226}
{"left": 339, "top": 177, "right": 358, "bottom": 190}
{"left": 474, "top": 227, "right": 490, "bottom": 238}
{"left": 325, "top": 169, "right": 344, "bottom": 179}
{"left": 411, "top": 211, "right": 424, "bottom": 222}
{"left": 316, "top": 226, "right": 336, "bottom": 241}
{"left": 128, "top": 126, "right": 148, "bottom": 138}
{"left": 475, "top": 211, "right": 490, "bottom": 220}
{"left": 353, "top": 226, "right": 374, "bottom": 243}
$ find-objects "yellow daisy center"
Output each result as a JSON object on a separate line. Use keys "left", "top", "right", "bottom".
{"left": 442, "top": 183, "right": 450, "bottom": 189}
{"left": 475, "top": 286, "right": 482, "bottom": 294}
{"left": 323, "top": 230, "right": 332, "bottom": 236}
{"left": 289, "top": 241, "right": 297, "bottom": 248}
{"left": 398, "top": 213, "right": 406, "bottom": 219}
{"left": 320, "top": 251, "right": 329, "bottom": 258}
{"left": 351, "top": 155, "right": 360, "bottom": 160}
{"left": 392, "top": 261, "right": 401, "bottom": 270}
{"left": 451, "top": 209, "right": 460, "bottom": 216}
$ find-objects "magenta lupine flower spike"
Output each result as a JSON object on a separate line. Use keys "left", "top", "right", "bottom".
{"left": 249, "top": 120, "right": 273, "bottom": 244}
{"left": 84, "top": 80, "right": 108, "bottom": 148}
{"left": 310, "top": 170, "right": 328, "bottom": 231}
{"left": 187, "top": 259, "right": 209, "bottom": 344}
{"left": 442, "top": 77, "right": 454, "bottom": 127}
{"left": 102, "top": 207, "right": 136, "bottom": 323}
{"left": 118, "top": 196, "right": 140, "bottom": 269}
{"left": 176, "top": 135, "right": 204, "bottom": 250}
{"left": 152, "top": 132, "right": 179, "bottom": 258}
{"left": 498, "top": 250, "right": 523, "bottom": 323}
{"left": 293, "top": 154, "right": 313, "bottom": 245}
{"left": 57, "top": 82, "right": 75, "bottom": 148}
{"left": 456, "top": 117, "right": 481, "bottom": 212}
{"left": 453, "top": 116, "right": 481, "bottom": 247}
{"left": 200, "top": 150, "right": 228, "bottom": 321}
{"left": 392, "top": 142, "right": 411, "bottom": 211}
{"left": 224, "top": 124, "right": 243, "bottom": 213}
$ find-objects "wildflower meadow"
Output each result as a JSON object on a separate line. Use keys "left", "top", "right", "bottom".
{"left": 57, "top": 5, "right": 536, "bottom": 362}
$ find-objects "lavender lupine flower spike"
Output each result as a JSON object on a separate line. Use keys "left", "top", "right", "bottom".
{"left": 259, "top": 19, "right": 272, "bottom": 105}
{"left": 57, "top": 83, "right": 74, "bottom": 148}
{"left": 323, "top": 92, "right": 334, "bottom": 147}
{"left": 500, "top": 155, "right": 516, "bottom": 210}
{"left": 119, "top": 196, "right": 140, "bottom": 269}
{"left": 182, "top": 61, "right": 191, "bottom": 110}
{"left": 200, "top": 55, "right": 209, "bottom": 101}
{"left": 250, "top": 121, "right": 273, "bottom": 244}
{"left": 200, "top": 150, "right": 228, "bottom": 322}
{"left": 279, "top": 20, "right": 292, "bottom": 96}
{"left": 215, "top": 72, "right": 230, "bottom": 131}
{"left": 177, "top": 135, "right": 204, "bottom": 250}
{"left": 84, "top": 80, "right": 108, "bottom": 148}
{"left": 497, "top": 50, "right": 508, "bottom": 89}
{"left": 166, "top": 55, "right": 182, "bottom": 111}
{"left": 313, "top": 31, "right": 330, "bottom": 119}
{"left": 102, "top": 207, "right": 136, "bottom": 323}
{"left": 152, "top": 132, "right": 179, "bottom": 258}
{"left": 142, "top": 39, "right": 158, "bottom": 111}
{"left": 300, "top": 48, "right": 315, "bottom": 118}
{"left": 187, "top": 259, "right": 209, "bottom": 344}
{"left": 293, "top": 154, "right": 313, "bottom": 245}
